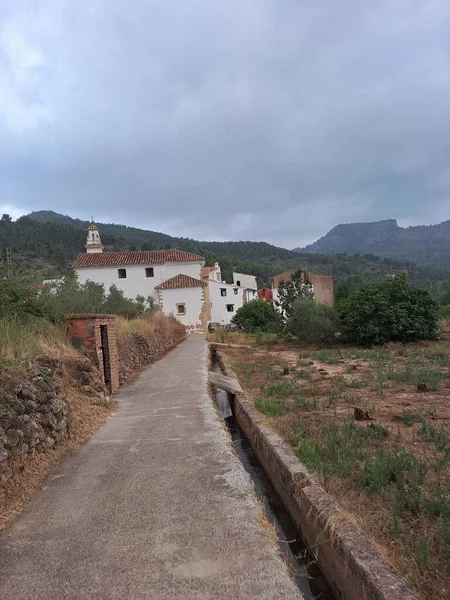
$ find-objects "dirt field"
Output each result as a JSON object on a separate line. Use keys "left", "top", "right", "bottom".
{"left": 222, "top": 327, "right": 450, "bottom": 600}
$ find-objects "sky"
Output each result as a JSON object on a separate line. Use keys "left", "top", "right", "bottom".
{"left": 1, "top": 1, "right": 449, "bottom": 249}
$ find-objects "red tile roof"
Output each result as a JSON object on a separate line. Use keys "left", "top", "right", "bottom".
{"left": 155, "top": 274, "right": 207, "bottom": 290}
{"left": 73, "top": 249, "right": 205, "bottom": 268}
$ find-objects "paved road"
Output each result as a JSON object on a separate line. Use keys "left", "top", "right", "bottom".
{"left": 0, "top": 336, "right": 302, "bottom": 600}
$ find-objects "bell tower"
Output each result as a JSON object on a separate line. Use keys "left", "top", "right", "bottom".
{"left": 85, "top": 221, "right": 104, "bottom": 253}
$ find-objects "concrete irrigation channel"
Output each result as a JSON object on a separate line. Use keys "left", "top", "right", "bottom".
{"left": 210, "top": 344, "right": 420, "bottom": 600}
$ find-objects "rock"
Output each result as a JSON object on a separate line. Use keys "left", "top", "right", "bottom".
{"left": 42, "top": 413, "right": 58, "bottom": 431}
{"left": 50, "top": 398, "right": 67, "bottom": 416}
{"left": 354, "top": 407, "right": 373, "bottom": 421}
{"left": 5, "top": 429, "right": 22, "bottom": 448}
{"left": 0, "top": 445, "right": 8, "bottom": 462}
{"left": 17, "top": 385, "right": 37, "bottom": 402}
{"left": 20, "top": 443, "right": 29, "bottom": 454}
{"left": 45, "top": 437, "right": 55, "bottom": 448}
{"left": 23, "top": 399, "right": 37, "bottom": 413}
{"left": 10, "top": 399, "right": 26, "bottom": 414}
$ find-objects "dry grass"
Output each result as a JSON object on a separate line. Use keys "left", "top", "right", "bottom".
{"left": 0, "top": 315, "right": 69, "bottom": 370}
{"left": 224, "top": 339, "right": 450, "bottom": 599}
{"left": 116, "top": 311, "right": 183, "bottom": 339}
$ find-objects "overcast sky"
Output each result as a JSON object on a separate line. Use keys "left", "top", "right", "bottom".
{"left": 1, "top": 1, "right": 449, "bottom": 248}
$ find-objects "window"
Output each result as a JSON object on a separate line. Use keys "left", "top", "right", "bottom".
{"left": 220, "top": 288, "right": 227, "bottom": 297}
{"left": 234, "top": 288, "right": 238, "bottom": 295}
{"left": 236, "top": 280, "right": 241, "bottom": 286}
{"left": 145, "top": 267, "right": 154, "bottom": 278}
{"left": 177, "top": 303, "right": 186, "bottom": 315}
{"left": 226, "top": 304, "right": 234, "bottom": 312}
{"left": 118, "top": 268, "right": 127, "bottom": 279}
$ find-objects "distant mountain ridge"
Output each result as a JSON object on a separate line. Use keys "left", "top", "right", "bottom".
{"left": 2, "top": 210, "right": 450, "bottom": 299}
{"left": 294, "top": 219, "right": 450, "bottom": 268}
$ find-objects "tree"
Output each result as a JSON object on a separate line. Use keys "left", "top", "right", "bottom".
{"left": 338, "top": 274, "right": 439, "bottom": 345}
{"left": 232, "top": 299, "right": 281, "bottom": 333}
{"left": 276, "top": 269, "right": 313, "bottom": 322}
{"left": 288, "top": 298, "right": 339, "bottom": 344}
{"left": 1, "top": 214, "right": 12, "bottom": 222}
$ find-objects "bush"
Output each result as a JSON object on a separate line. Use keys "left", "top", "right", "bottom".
{"left": 232, "top": 299, "right": 281, "bottom": 333}
{"left": 287, "top": 298, "right": 339, "bottom": 344}
{"left": 439, "top": 305, "right": 450, "bottom": 320}
{"left": 338, "top": 274, "right": 439, "bottom": 345}
{"left": 0, "top": 276, "right": 61, "bottom": 322}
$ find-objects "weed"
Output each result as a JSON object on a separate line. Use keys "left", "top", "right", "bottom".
{"left": 424, "top": 483, "right": 450, "bottom": 518}
{"left": 296, "top": 369, "right": 311, "bottom": 380}
{"left": 254, "top": 396, "right": 285, "bottom": 416}
{"left": 400, "top": 409, "right": 414, "bottom": 427}
{"left": 262, "top": 380, "right": 299, "bottom": 399}
{"left": 417, "top": 537, "right": 429, "bottom": 571}
{"left": 342, "top": 392, "right": 362, "bottom": 404}
{"left": 295, "top": 396, "right": 318, "bottom": 411}
{"left": 359, "top": 447, "right": 425, "bottom": 499}
{"left": 298, "top": 358, "right": 310, "bottom": 367}
{"left": 418, "top": 420, "right": 450, "bottom": 453}
{"left": 345, "top": 378, "right": 363, "bottom": 389}
{"left": 309, "top": 349, "right": 341, "bottom": 364}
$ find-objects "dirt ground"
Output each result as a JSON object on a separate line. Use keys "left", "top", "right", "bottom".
{"left": 223, "top": 331, "right": 450, "bottom": 600}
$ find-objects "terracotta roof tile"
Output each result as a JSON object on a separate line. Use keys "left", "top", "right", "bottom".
{"left": 73, "top": 249, "right": 205, "bottom": 268}
{"left": 155, "top": 274, "right": 207, "bottom": 290}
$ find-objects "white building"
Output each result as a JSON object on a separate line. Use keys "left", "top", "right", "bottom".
{"left": 73, "top": 223, "right": 259, "bottom": 330}
{"left": 233, "top": 271, "right": 258, "bottom": 302}
{"left": 208, "top": 280, "right": 245, "bottom": 325}
{"left": 73, "top": 223, "right": 207, "bottom": 332}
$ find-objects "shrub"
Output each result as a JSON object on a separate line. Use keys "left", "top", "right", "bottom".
{"left": 232, "top": 299, "right": 281, "bottom": 333}
{"left": 287, "top": 298, "right": 339, "bottom": 344}
{"left": 0, "top": 276, "right": 61, "bottom": 322}
{"left": 338, "top": 274, "right": 439, "bottom": 345}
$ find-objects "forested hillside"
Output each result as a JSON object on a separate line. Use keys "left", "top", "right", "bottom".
{"left": 1, "top": 211, "right": 450, "bottom": 301}
{"left": 296, "top": 219, "right": 450, "bottom": 268}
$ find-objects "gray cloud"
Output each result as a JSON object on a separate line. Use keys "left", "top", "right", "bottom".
{"left": 1, "top": 0, "right": 450, "bottom": 248}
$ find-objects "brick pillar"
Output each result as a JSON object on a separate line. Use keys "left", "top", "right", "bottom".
{"left": 67, "top": 314, "right": 120, "bottom": 394}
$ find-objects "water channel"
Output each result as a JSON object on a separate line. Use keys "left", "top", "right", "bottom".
{"left": 212, "top": 365, "right": 335, "bottom": 600}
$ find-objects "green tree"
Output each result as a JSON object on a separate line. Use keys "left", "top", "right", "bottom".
{"left": 288, "top": 298, "right": 339, "bottom": 344}
{"left": 232, "top": 299, "right": 281, "bottom": 333}
{"left": 338, "top": 274, "right": 439, "bottom": 345}
{"left": 275, "top": 269, "right": 313, "bottom": 322}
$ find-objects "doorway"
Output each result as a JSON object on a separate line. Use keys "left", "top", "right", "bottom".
{"left": 100, "top": 324, "right": 112, "bottom": 392}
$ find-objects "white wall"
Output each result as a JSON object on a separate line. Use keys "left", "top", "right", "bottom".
{"left": 75, "top": 260, "right": 203, "bottom": 301}
{"left": 209, "top": 280, "right": 244, "bottom": 325}
{"left": 160, "top": 286, "right": 204, "bottom": 327}
{"left": 233, "top": 272, "right": 257, "bottom": 290}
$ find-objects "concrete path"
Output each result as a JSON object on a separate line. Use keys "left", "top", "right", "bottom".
{"left": 0, "top": 337, "right": 302, "bottom": 600}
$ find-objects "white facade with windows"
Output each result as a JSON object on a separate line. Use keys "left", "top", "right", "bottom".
{"left": 208, "top": 280, "right": 244, "bottom": 325}
{"left": 73, "top": 223, "right": 258, "bottom": 330}
{"left": 76, "top": 261, "right": 203, "bottom": 302}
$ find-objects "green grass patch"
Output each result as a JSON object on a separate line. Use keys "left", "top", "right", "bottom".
{"left": 254, "top": 396, "right": 285, "bottom": 416}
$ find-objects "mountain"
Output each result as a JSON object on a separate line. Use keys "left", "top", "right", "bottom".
{"left": 295, "top": 219, "right": 450, "bottom": 268}
{"left": 2, "top": 210, "right": 450, "bottom": 300}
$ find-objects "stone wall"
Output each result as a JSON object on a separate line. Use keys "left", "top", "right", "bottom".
{"left": 0, "top": 354, "right": 108, "bottom": 464}
{"left": 117, "top": 320, "right": 186, "bottom": 385}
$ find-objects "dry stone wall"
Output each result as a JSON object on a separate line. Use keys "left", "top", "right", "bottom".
{"left": 118, "top": 325, "right": 186, "bottom": 385}
{"left": 0, "top": 355, "right": 108, "bottom": 465}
